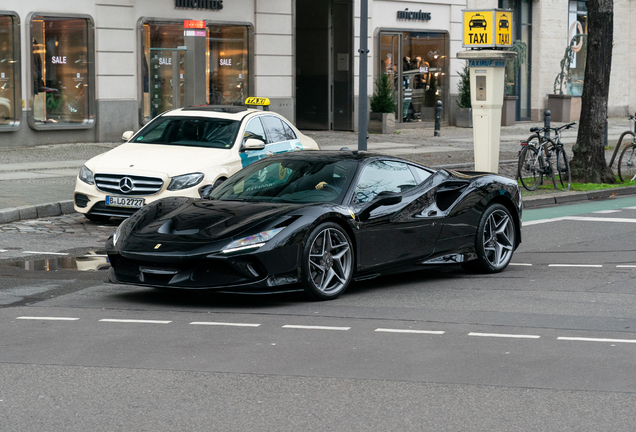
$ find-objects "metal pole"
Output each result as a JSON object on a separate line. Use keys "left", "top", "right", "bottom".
{"left": 434, "top": 100, "right": 442, "bottom": 137}
{"left": 357, "top": 0, "right": 368, "bottom": 151}
{"left": 544, "top": 110, "right": 551, "bottom": 139}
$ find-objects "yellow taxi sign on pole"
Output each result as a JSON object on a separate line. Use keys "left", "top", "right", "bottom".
{"left": 462, "top": 9, "right": 513, "bottom": 48}
{"left": 244, "top": 97, "right": 270, "bottom": 107}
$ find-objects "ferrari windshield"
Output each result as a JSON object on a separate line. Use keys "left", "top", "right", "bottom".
{"left": 210, "top": 158, "right": 359, "bottom": 203}
{"left": 133, "top": 116, "right": 240, "bottom": 149}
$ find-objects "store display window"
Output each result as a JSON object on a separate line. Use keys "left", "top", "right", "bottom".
{"left": 208, "top": 25, "right": 250, "bottom": 106}
{"left": 140, "top": 20, "right": 251, "bottom": 124}
{"left": 28, "top": 14, "right": 95, "bottom": 129}
{"left": 567, "top": 0, "right": 587, "bottom": 96}
{"left": 0, "top": 12, "right": 21, "bottom": 130}
{"left": 379, "top": 30, "right": 449, "bottom": 123}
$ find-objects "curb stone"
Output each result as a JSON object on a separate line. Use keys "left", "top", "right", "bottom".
{"left": 523, "top": 186, "right": 636, "bottom": 209}
{"left": 1, "top": 200, "right": 75, "bottom": 224}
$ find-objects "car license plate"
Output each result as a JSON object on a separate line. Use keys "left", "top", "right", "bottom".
{"left": 106, "top": 196, "right": 145, "bottom": 208}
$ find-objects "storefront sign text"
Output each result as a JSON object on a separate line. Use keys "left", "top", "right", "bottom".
{"left": 220, "top": 58, "right": 232, "bottom": 66}
{"left": 175, "top": 0, "right": 223, "bottom": 10}
{"left": 468, "top": 60, "right": 505, "bottom": 68}
{"left": 184, "top": 20, "right": 205, "bottom": 29}
{"left": 397, "top": 9, "right": 431, "bottom": 21}
{"left": 51, "top": 56, "right": 67, "bottom": 64}
{"left": 159, "top": 58, "right": 172, "bottom": 66}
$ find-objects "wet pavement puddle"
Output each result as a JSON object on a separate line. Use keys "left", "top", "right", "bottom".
{"left": 6, "top": 251, "right": 110, "bottom": 272}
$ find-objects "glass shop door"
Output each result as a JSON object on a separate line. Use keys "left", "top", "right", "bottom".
{"left": 148, "top": 48, "right": 185, "bottom": 118}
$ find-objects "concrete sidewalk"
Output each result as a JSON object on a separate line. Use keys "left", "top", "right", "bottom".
{"left": 0, "top": 117, "right": 634, "bottom": 224}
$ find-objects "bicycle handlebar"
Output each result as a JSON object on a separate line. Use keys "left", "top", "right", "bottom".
{"left": 528, "top": 122, "right": 576, "bottom": 134}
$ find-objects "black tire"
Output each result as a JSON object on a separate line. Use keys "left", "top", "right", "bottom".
{"left": 555, "top": 146, "right": 571, "bottom": 190}
{"left": 618, "top": 144, "right": 636, "bottom": 183}
{"left": 462, "top": 204, "right": 516, "bottom": 274}
{"left": 84, "top": 213, "right": 111, "bottom": 223}
{"left": 518, "top": 144, "right": 543, "bottom": 191}
{"left": 301, "top": 222, "right": 354, "bottom": 300}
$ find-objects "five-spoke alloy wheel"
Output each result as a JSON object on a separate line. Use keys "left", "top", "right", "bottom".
{"left": 302, "top": 222, "right": 354, "bottom": 300}
{"left": 463, "top": 204, "right": 516, "bottom": 273}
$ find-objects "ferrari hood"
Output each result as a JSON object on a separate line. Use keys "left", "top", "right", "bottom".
{"left": 133, "top": 199, "right": 299, "bottom": 242}
{"left": 88, "top": 143, "right": 233, "bottom": 176}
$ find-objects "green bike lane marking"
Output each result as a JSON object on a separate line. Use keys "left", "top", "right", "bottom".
{"left": 523, "top": 195, "right": 636, "bottom": 222}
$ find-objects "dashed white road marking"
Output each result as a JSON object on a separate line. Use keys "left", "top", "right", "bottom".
{"left": 509, "top": 263, "right": 532, "bottom": 266}
{"left": 190, "top": 321, "right": 261, "bottom": 327}
{"left": 0, "top": 249, "right": 7, "bottom": 253}
{"left": 375, "top": 328, "right": 445, "bottom": 335}
{"left": 624, "top": 206, "right": 636, "bottom": 210}
{"left": 617, "top": 265, "right": 636, "bottom": 268}
{"left": 282, "top": 325, "right": 351, "bottom": 331}
{"left": 22, "top": 251, "right": 69, "bottom": 256}
{"left": 17, "top": 316, "right": 79, "bottom": 321}
{"left": 548, "top": 264, "right": 603, "bottom": 268}
{"left": 593, "top": 210, "right": 622, "bottom": 214}
{"left": 469, "top": 332, "right": 540, "bottom": 339}
{"left": 558, "top": 337, "right": 636, "bottom": 344}
{"left": 99, "top": 319, "right": 171, "bottom": 324}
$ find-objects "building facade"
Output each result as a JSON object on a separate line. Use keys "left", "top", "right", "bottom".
{"left": 0, "top": 0, "right": 633, "bottom": 148}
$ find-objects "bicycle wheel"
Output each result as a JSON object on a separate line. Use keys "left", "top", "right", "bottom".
{"left": 618, "top": 143, "right": 636, "bottom": 182}
{"left": 518, "top": 144, "right": 543, "bottom": 191}
{"left": 555, "top": 146, "right": 571, "bottom": 190}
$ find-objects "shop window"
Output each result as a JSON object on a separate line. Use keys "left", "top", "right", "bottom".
{"left": 141, "top": 21, "right": 185, "bottom": 123}
{"left": 379, "top": 31, "right": 449, "bottom": 123}
{"left": 140, "top": 20, "right": 251, "bottom": 124}
{"left": 29, "top": 15, "right": 95, "bottom": 129}
{"left": 0, "top": 12, "right": 20, "bottom": 130}
{"left": 208, "top": 25, "right": 250, "bottom": 106}
{"left": 567, "top": 0, "right": 587, "bottom": 96}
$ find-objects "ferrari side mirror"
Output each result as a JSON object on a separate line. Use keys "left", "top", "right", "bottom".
{"left": 243, "top": 138, "right": 266, "bottom": 151}
{"left": 358, "top": 191, "right": 402, "bottom": 221}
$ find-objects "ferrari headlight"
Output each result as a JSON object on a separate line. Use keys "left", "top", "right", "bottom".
{"left": 113, "top": 218, "right": 128, "bottom": 247}
{"left": 167, "top": 173, "right": 204, "bottom": 191}
{"left": 222, "top": 227, "right": 285, "bottom": 253}
{"left": 79, "top": 165, "right": 95, "bottom": 185}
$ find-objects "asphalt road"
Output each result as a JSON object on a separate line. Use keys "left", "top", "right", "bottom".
{"left": 1, "top": 197, "right": 636, "bottom": 431}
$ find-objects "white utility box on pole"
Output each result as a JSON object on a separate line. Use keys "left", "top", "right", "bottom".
{"left": 458, "top": 9, "right": 516, "bottom": 173}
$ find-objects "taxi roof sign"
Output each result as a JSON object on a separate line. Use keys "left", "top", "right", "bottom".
{"left": 244, "top": 97, "right": 271, "bottom": 110}
{"left": 462, "top": 9, "right": 513, "bottom": 48}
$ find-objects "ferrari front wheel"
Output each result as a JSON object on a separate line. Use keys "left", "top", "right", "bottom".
{"left": 463, "top": 204, "right": 515, "bottom": 273}
{"left": 302, "top": 222, "right": 354, "bottom": 300}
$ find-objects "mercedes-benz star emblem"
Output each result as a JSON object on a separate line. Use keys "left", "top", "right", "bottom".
{"left": 119, "top": 177, "right": 134, "bottom": 193}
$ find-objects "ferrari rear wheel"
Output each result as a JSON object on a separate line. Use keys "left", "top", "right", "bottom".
{"left": 463, "top": 204, "right": 515, "bottom": 273}
{"left": 302, "top": 222, "right": 353, "bottom": 300}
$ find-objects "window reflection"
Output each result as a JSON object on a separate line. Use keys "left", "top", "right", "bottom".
{"left": 354, "top": 161, "right": 417, "bottom": 203}
{"left": 31, "top": 17, "right": 92, "bottom": 126}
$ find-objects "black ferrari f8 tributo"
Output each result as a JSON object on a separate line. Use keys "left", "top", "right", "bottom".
{"left": 106, "top": 151, "right": 522, "bottom": 300}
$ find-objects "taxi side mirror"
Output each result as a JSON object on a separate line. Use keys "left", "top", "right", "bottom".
{"left": 122, "top": 131, "right": 134, "bottom": 141}
{"left": 243, "top": 138, "right": 266, "bottom": 151}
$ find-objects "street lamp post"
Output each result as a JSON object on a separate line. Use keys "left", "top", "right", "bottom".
{"left": 357, "top": 0, "right": 368, "bottom": 151}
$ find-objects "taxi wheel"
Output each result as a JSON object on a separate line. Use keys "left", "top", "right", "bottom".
{"left": 84, "top": 214, "right": 110, "bottom": 223}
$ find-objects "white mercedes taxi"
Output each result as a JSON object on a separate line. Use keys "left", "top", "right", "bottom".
{"left": 74, "top": 98, "right": 319, "bottom": 222}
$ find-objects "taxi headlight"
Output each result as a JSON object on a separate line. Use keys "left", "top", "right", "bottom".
{"left": 222, "top": 227, "right": 285, "bottom": 254}
{"left": 167, "top": 173, "right": 204, "bottom": 191}
{"left": 79, "top": 165, "right": 95, "bottom": 185}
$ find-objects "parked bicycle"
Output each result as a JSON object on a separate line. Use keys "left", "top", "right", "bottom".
{"left": 517, "top": 122, "right": 575, "bottom": 191}
{"left": 608, "top": 114, "right": 636, "bottom": 182}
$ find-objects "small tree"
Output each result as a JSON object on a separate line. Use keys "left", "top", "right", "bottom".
{"left": 456, "top": 61, "right": 471, "bottom": 108}
{"left": 505, "top": 40, "right": 528, "bottom": 95}
{"left": 370, "top": 73, "right": 396, "bottom": 113}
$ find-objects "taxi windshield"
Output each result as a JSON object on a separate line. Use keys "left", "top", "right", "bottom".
{"left": 133, "top": 116, "right": 240, "bottom": 149}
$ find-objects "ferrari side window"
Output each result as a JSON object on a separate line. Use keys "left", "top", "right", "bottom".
{"left": 243, "top": 118, "right": 267, "bottom": 144}
{"left": 410, "top": 165, "right": 433, "bottom": 183}
{"left": 354, "top": 161, "right": 417, "bottom": 203}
